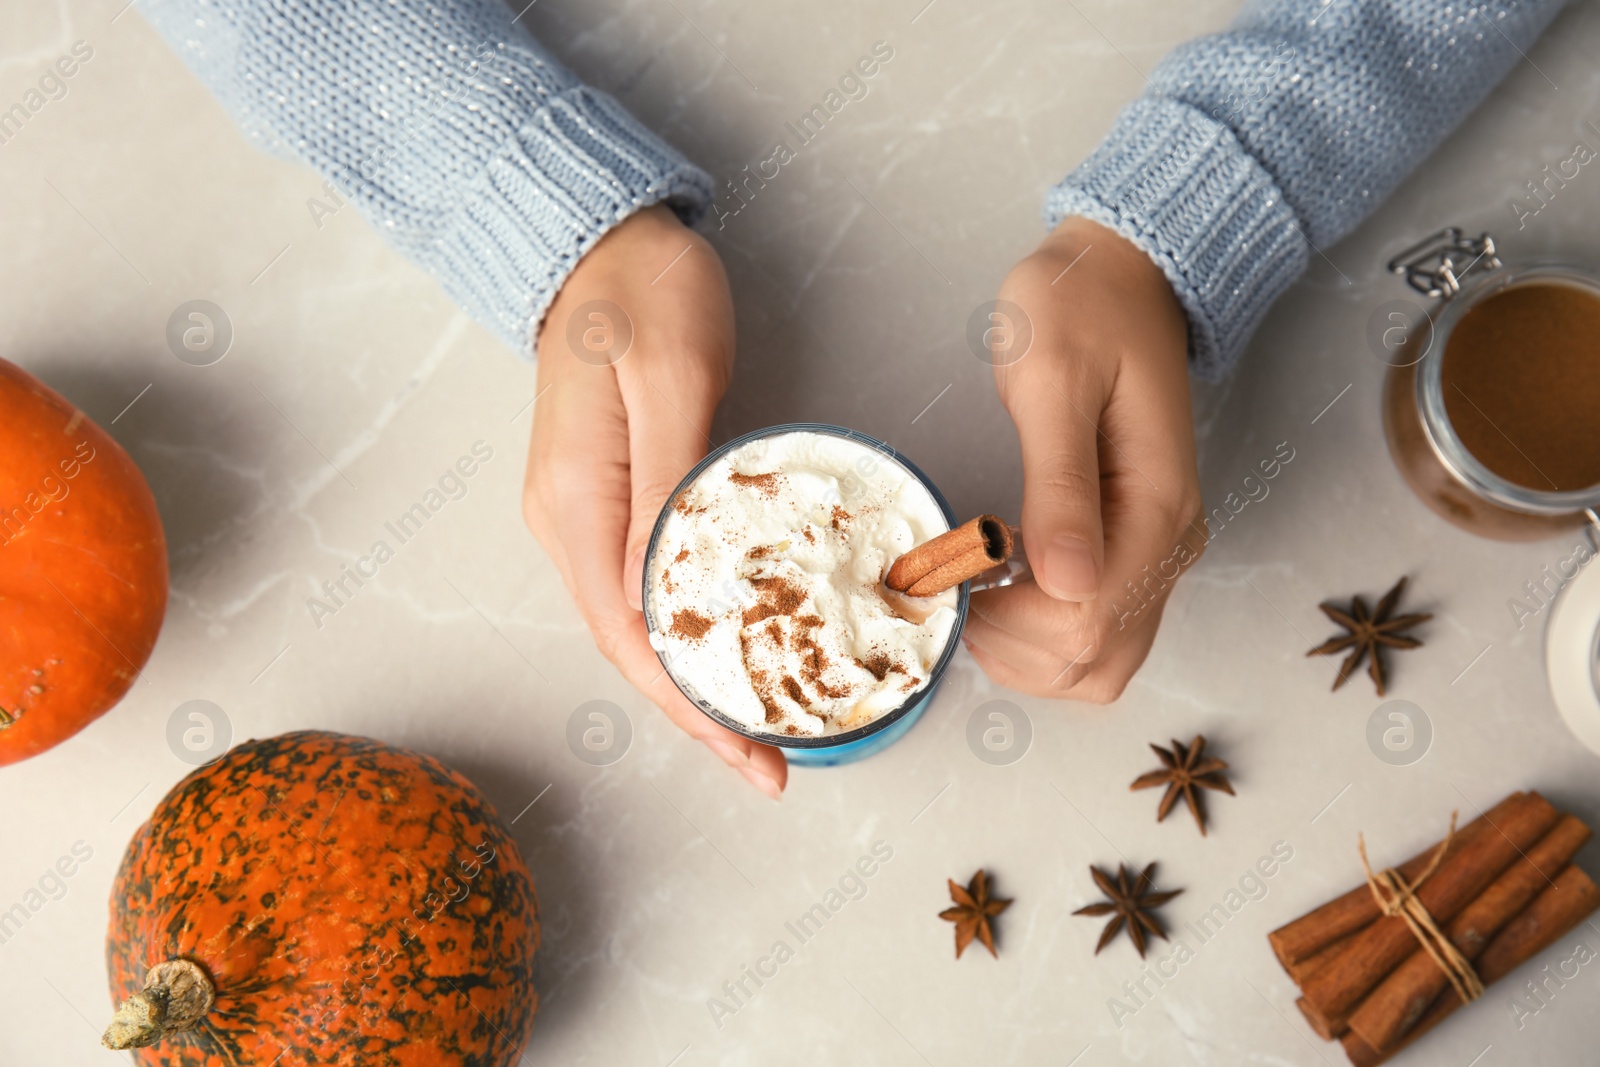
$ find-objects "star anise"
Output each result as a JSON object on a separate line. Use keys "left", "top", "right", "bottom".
{"left": 1307, "top": 577, "right": 1432, "bottom": 696}
{"left": 1073, "top": 863, "right": 1182, "bottom": 958}
{"left": 1130, "top": 735, "right": 1234, "bottom": 836}
{"left": 938, "top": 869, "right": 1012, "bottom": 959}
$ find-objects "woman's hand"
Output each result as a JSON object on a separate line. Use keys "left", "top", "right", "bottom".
{"left": 523, "top": 205, "right": 786, "bottom": 798}
{"left": 965, "top": 217, "right": 1207, "bottom": 702}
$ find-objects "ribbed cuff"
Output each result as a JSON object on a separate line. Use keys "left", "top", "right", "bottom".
{"left": 433, "top": 85, "right": 715, "bottom": 357}
{"left": 1044, "top": 98, "right": 1308, "bottom": 380}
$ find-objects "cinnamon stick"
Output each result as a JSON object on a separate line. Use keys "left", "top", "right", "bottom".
{"left": 1288, "top": 931, "right": 1359, "bottom": 987}
{"left": 1297, "top": 994, "right": 1342, "bottom": 1041}
{"left": 1347, "top": 813, "right": 1592, "bottom": 1053}
{"left": 1298, "top": 791, "right": 1561, "bottom": 1032}
{"left": 884, "top": 515, "right": 1012, "bottom": 597}
{"left": 1285, "top": 794, "right": 1522, "bottom": 1040}
{"left": 1269, "top": 794, "right": 1522, "bottom": 970}
{"left": 1341, "top": 863, "right": 1600, "bottom": 1067}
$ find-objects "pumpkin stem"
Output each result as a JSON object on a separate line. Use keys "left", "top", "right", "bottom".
{"left": 102, "top": 958, "right": 215, "bottom": 1050}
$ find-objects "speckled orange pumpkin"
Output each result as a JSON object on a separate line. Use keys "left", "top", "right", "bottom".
{"left": 0, "top": 357, "right": 167, "bottom": 765}
{"left": 104, "top": 731, "right": 539, "bottom": 1066}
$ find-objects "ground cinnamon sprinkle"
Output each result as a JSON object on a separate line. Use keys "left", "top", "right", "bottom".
{"left": 738, "top": 631, "right": 786, "bottom": 724}
{"left": 739, "top": 600, "right": 815, "bottom": 720}
{"left": 797, "top": 631, "right": 826, "bottom": 677}
{"left": 674, "top": 547, "right": 690, "bottom": 564}
{"left": 669, "top": 609, "right": 712, "bottom": 640}
{"left": 742, "top": 576, "right": 806, "bottom": 626}
{"left": 730, "top": 471, "right": 781, "bottom": 497}
{"left": 830, "top": 505, "right": 851, "bottom": 531}
{"left": 860, "top": 652, "right": 893, "bottom": 681}
{"left": 858, "top": 651, "right": 910, "bottom": 684}
{"left": 754, "top": 679, "right": 784, "bottom": 724}
{"left": 795, "top": 623, "right": 850, "bottom": 700}
{"left": 732, "top": 584, "right": 855, "bottom": 712}
{"left": 1442, "top": 283, "right": 1600, "bottom": 491}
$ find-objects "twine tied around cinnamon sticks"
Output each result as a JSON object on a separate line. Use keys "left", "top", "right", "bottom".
{"left": 1356, "top": 813, "right": 1485, "bottom": 1007}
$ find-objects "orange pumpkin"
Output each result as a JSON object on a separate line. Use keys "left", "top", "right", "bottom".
{"left": 0, "top": 357, "right": 167, "bottom": 765}
{"left": 104, "top": 731, "right": 540, "bottom": 1066}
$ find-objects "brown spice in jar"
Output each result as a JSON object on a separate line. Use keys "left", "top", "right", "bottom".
{"left": 1441, "top": 283, "right": 1600, "bottom": 492}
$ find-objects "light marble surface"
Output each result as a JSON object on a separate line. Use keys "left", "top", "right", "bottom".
{"left": 4, "top": 1, "right": 1600, "bottom": 1064}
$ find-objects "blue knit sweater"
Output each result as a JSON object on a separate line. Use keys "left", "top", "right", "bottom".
{"left": 146, "top": 0, "right": 1569, "bottom": 373}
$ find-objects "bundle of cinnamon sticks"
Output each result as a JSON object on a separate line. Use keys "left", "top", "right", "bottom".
{"left": 1268, "top": 791, "right": 1600, "bottom": 1065}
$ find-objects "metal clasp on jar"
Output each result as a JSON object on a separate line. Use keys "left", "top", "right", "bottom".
{"left": 1389, "top": 227, "right": 1502, "bottom": 298}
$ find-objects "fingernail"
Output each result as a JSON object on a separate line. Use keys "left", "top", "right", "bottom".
{"left": 739, "top": 765, "right": 782, "bottom": 800}
{"left": 1040, "top": 534, "right": 1098, "bottom": 602}
{"left": 706, "top": 738, "right": 747, "bottom": 767}
{"left": 624, "top": 547, "right": 646, "bottom": 612}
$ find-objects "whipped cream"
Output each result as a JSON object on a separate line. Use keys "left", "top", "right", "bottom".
{"left": 647, "top": 431, "right": 959, "bottom": 737}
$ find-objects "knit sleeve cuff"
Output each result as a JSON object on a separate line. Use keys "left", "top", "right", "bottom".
{"left": 431, "top": 85, "right": 714, "bottom": 357}
{"left": 1043, "top": 97, "right": 1309, "bottom": 380}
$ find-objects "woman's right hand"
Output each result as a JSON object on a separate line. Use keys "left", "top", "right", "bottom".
{"left": 964, "top": 217, "right": 1207, "bottom": 703}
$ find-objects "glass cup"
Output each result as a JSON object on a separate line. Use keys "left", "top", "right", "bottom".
{"left": 641, "top": 423, "right": 970, "bottom": 767}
